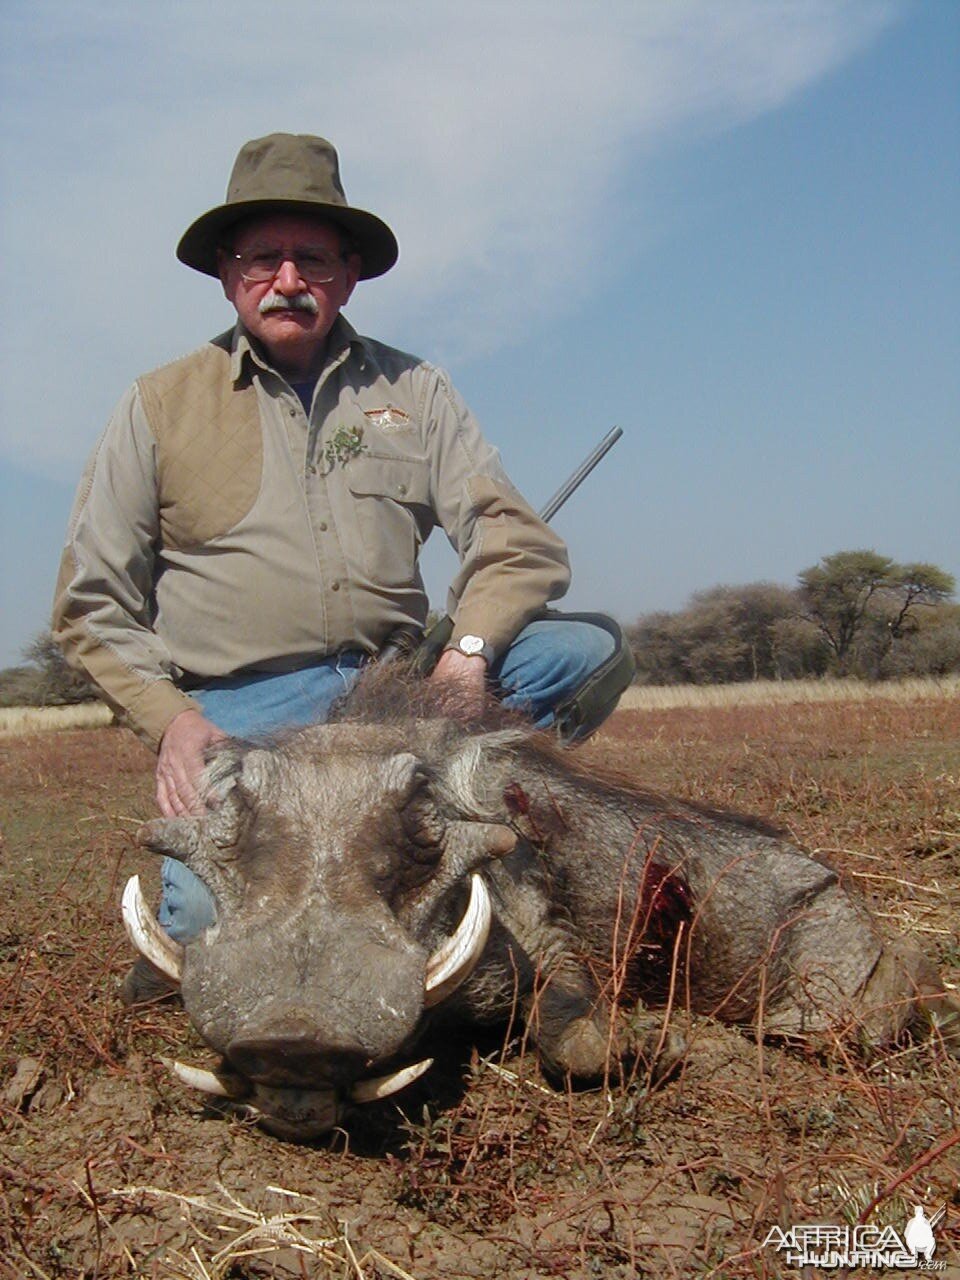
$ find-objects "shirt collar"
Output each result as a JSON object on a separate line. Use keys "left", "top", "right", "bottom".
{"left": 229, "top": 315, "right": 363, "bottom": 385}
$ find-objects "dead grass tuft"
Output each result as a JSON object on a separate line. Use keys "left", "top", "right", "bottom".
{"left": 103, "top": 1183, "right": 417, "bottom": 1278}
{"left": 0, "top": 703, "right": 113, "bottom": 737}
{"left": 619, "top": 673, "right": 960, "bottom": 711}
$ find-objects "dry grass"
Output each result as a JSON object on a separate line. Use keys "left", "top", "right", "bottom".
{"left": 1, "top": 700, "right": 958, "bottom": 1278}
{"left": 619, "top": 673, "right": 960, "bottom": 712}
{"left": 0, "top": 703, "right": 113, "bottom": 737}
{"left": 102, "top": 1184, "right": 417, "bottom": 1279}
{"left": 2, "top": 676, "right": 958, "bottom": 739}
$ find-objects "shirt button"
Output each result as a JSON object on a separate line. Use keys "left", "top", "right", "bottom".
{"left": 397, "top": 483, "right": 408, "bottom": 496}
{"left": 318, "top": 521, "right": 328, "bottom": 532}
{"left": 331, "top": 580, "right": 340, "bottom": 592}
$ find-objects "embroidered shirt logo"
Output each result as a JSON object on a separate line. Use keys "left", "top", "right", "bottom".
{"left": 363, "top": 406, "right": 413, "bottom": 431}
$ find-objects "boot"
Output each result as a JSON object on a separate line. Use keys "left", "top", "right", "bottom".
{"left": 119, "top": 956, "right": 178, "bottom": 1006}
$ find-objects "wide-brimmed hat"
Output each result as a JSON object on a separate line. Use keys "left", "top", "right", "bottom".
{"left": 176, "top": 133, "right": 398, "bottom": 281}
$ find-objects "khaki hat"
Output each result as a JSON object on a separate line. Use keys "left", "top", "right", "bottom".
{"left": 176, "top": 133, "right": 398, "bottom": 280}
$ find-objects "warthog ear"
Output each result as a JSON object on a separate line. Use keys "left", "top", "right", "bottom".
{"left": 436, "top": 729, "right": 528, "bottom": 821}
{"left": 136, "top": 748, "right": 252, "bottom": 860}
{"left": 384, "top": 751, "right": 424, "bottom": 800}
{"left": 202, "top": 744, "right": 246, "bottom": 805}
{"left": 201, "top": 744, "right": 262, "bottom": 849}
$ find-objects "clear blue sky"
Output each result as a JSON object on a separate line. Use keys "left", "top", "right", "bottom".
{"left": 1, "top": 1, "right": 957, "bottom": 668}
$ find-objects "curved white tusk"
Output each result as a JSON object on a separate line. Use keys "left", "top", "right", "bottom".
{"left": 351, "top": 1057, "right": 434, "bottom": 1103}
{"left": 121, "top": 875, "right": 184, "bottom": 984}
{"left": 424, "top": 873, "right": 491, "bottom": 1007}
{"left": 163, "top": 1057, "right": 250, "bottom": 1099}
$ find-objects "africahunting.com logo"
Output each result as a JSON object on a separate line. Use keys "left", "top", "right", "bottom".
{"left": 762, "top": 1203, "right": 947, "bottom": 1270}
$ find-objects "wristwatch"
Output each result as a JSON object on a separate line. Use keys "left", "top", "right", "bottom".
{"left": 455, "top": 634, "right": 493, "bottom": 663}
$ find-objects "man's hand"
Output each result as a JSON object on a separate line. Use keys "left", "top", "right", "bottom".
{"left": 156, "top": 710, "right": 227, "bottom": 817}
{"left": 430, "top": 648, "right": 488, "bottom": 717}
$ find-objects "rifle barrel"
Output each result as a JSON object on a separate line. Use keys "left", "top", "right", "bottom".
{"left": 538, "top": 426, "right": 623, "bottom": 522}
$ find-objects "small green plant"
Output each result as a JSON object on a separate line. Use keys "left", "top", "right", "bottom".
{"left": 323, "top": 423, "right": 367, "bottom": 468}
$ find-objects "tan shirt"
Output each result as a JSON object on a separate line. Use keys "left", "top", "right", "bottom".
{"left": 53, "top": 319, "right": 570, "bottom": 747}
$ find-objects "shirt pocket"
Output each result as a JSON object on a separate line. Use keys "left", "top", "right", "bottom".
{"left": 345, "top": 454, "right": 433, "bottom": 587}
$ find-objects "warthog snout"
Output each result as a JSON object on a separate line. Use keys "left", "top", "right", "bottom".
{"left": 226, "top": 1017, "right": 373, "bottom": 1088}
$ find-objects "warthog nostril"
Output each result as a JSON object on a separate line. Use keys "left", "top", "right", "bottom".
{"left": 227, "top": 1019, "right": 369, "bottom": 1087}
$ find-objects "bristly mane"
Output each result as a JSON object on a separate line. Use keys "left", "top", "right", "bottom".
{"left": 331, "top": 659, "right": 531, "bottom": 734}
{"left": 333, "top": 663, "right": 787, "bottom": 842}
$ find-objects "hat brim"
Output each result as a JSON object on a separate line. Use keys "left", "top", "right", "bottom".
{"left": 176, "top": 198, "right": 398, "bottom": 281}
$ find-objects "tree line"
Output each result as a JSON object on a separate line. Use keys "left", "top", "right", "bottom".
{"left": 1, "top": 549, "right": 957, "bottom": 706}
{"left": 0, "top": 632, "right": 98, "bottom": 707}
{"left": 627, "top": 551, "right": 959, "bottom": 685}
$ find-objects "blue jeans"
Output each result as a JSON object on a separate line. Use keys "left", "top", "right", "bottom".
{"left": 159, "top": 618, "right": 615, "bottom": 942}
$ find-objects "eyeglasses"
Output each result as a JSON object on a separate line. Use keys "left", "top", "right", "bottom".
{"left": 228, "top": 247, "right": 348, "bottom": 284}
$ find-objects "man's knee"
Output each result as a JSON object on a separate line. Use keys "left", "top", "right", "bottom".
{"left": 158, "top": 856, "right": 217, "bottom": 943}
{"left": 495, "top": 615, "right": 631, "bottom": 737}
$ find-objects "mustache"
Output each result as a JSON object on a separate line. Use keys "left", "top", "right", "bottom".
{"left": 258, "top": 291, "right": 319, "bottom": 315}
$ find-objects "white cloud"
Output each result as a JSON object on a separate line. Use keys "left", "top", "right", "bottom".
{"left": 0, "top": 0, "right": 901, "bottom": 475}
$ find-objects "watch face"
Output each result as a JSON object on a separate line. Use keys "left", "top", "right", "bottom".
{"left": 459, "top": 635, "right": 485, "bottom": 656}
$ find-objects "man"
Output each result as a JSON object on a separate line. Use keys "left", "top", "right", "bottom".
{"left": 53, "top": 134, "right": 623, "bottom": 981}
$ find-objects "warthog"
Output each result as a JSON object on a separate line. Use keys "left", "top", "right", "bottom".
{"left": 123, "top": 676, "right": 959, "bottom": 1139}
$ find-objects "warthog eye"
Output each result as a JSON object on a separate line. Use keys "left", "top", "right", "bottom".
{"left": 401, "top": 789, "right": 446, "bottom": 858}
{"left": 368, "top": 850, "right": 399, "bottom": 886}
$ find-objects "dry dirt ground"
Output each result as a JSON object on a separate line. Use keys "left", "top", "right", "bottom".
{"left": 1, "top": 695, "right": 958, "bottom": 1278}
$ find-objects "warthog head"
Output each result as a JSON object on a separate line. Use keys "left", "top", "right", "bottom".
{"left": 124, "top": 719, "right": 519, "bottom": 1138}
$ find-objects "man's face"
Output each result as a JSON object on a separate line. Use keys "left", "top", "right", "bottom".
{"left": 219, "top": 213, "right": 361, "bottom": 377}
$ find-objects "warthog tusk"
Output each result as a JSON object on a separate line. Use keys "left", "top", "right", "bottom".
{"left": 424, "top": 873, "right": 491, "bottom": 1007}
{"left": 351, "top": 1057, "right": 434, "bottom": 1103}
{"left": 163, "top": 1057, "right": 250, "bottom": 1099}
{"left": 121, "top": 875, "right": 184, "bottom": 984}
